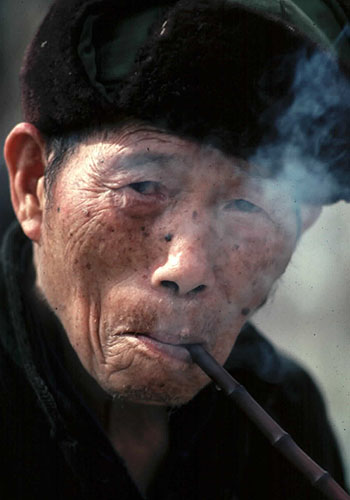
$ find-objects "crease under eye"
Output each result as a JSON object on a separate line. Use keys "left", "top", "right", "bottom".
{"left": 225, "top": 199, "right": 262, "bottom": 213}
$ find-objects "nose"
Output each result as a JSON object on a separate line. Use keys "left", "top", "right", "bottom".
{"left": 151, "top": 234, "right": 215, "bottom": 296}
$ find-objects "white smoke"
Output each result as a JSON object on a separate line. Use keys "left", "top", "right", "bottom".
{"left": 250, "top": 48, "right": 350, "bottom": 204}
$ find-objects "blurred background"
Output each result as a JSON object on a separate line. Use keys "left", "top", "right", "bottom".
{"left": 1, "top": 0, "right": 349, "bottom": 486}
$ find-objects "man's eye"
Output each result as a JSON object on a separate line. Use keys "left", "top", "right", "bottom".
{"left": 129, "top": 181, "right": 160, "bottom": 195}
{"left": 225, "top": 199, "right": 262, "bottom": 213}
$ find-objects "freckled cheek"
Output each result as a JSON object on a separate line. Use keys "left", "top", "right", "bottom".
{"left": 216, "top": 235, "right": 292, "bottom": 307}
{"left": 66, "top": 213, "right": 160, "bottom": 282}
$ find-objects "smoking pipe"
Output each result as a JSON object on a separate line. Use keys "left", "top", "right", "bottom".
{"left": 185, "top": 343, "right": 350, "bottom": 500}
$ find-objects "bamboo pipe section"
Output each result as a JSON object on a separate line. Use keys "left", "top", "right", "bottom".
{"left": 185, "top": 343, "right": 350, "bottom": 500}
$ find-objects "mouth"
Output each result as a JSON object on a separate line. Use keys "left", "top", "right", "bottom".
{"left": 119, "top": 332, "right": 205, "bottom": 364}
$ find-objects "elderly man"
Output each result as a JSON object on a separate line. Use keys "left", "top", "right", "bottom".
{"left": 1, "top": 0, "right": 349, "bottom": 498}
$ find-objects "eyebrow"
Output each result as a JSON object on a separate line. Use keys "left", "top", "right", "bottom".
{"left": 113, "top": 152, "right": 180, "bottom": 171}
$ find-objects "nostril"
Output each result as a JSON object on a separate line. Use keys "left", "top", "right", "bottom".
{"left": 160, "top": 280, "right": 179, "bottom": 293}
{"left": 192, "top": 284, "right": 206, "bottom": 294}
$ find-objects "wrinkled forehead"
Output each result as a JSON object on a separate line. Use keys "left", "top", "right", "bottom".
{"left": 78, "top": 123, "right": 260, "bottom": 174}
{"left": 75, "top": 124, "right": 295, "bottom": 201}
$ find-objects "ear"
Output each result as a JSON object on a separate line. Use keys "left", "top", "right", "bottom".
{"left": 298, "top": 204, "right": 322, "bottom": 234}
{"left": 4, "top": 123, "right": 47, "bottom": 242}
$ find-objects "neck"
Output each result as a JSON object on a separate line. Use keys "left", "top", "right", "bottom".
{"left": 107, "top": 399, "right": 170, "bottom": 496}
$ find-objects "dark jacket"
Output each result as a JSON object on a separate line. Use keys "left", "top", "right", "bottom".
{"left": 0, "top": 223, "right": 346, "bottom": 499}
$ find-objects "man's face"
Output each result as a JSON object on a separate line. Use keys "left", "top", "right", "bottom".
{"left": 35, "top": 124, "right": 299, "bottom": 406}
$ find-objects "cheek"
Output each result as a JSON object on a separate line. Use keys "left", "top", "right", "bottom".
{"left": 217, "top": 229, "right": 295, "bottom": 309}
{"left": 48, "top": 195, "right": 159, "bottom": 287}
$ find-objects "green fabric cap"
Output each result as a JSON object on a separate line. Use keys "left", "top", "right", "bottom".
{"left": 227, "top": 0, "right": 350, "bottom": 61}
{"left": 78, "top": 6, "right": 166, "bottom": 102}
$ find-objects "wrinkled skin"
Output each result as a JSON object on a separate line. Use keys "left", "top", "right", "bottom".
{"left": 34, "top": 124, "right": 299, "bottom": 406}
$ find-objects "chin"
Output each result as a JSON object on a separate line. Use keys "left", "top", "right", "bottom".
{"left": 101, "top": 372, "right": 209, "bottom": 407}
{"left": 110, "top": 387, "right": 196, "bottom": 407}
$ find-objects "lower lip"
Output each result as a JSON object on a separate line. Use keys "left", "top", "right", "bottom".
{"left": 134, "top": 335, "right": 192, "bottom": 363}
